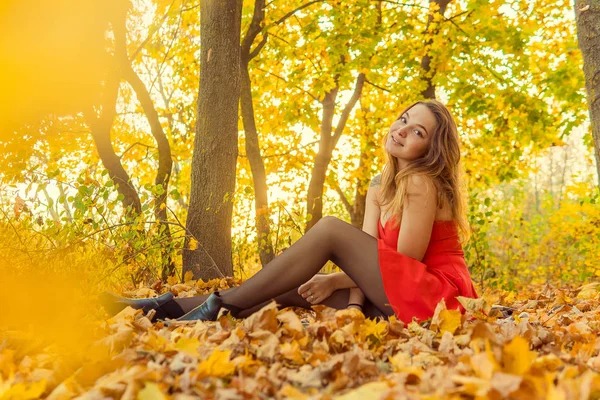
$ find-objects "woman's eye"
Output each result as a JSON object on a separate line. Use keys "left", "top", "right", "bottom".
{"left": 400, "top": 117, "right": 407, "bottom": 124}
{"left": 414, "top": 130, "right": 422, "bottom": 137}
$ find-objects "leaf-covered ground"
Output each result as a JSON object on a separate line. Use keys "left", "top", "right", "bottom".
{"left": 2, "top": 279, "right": 600, "bottom": 399}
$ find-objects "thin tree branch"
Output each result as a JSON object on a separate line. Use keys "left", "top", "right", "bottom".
{"left": 370, "top": 0, "right": 428, "bottom": 10}
{"left": 130, "top": 0, "right": 178, "bottom": 61}
{"left": 242, "top": 0, "right": 266, "bottom": 58}
{"left": 181, "top": 2, "right": 200, "bottom": 12}
{"left": 328, "top": 173, "right": 353, "bottom": 216}
{"left": 365, "top": 78, "right": 391, "bottom": 92}
{"left": 249, "top": 32, "right": 269, "bottom": 61}
{"left": 273, "top": 0, "right": 327, "bottom": 26}
{"left": 119, "top": 142, "right": 157, "bottom": 159}
{"left": 256, "top": 67, "right": 319, "bottom": 102}
{"left": 331, "top": 73, "right": 366, "bottom": 149}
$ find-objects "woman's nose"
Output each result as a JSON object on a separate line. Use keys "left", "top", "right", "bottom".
{"left": 398, "top": 128, "right": 408, "bottom": 137}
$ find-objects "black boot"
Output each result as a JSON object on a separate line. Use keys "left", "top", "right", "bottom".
{"left": 100, "top": 291, "right": 179, "bottom": 318}
{"left": 176, "top": 292, "right": 242, "bottom": 322}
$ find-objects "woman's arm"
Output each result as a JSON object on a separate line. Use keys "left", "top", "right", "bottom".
{"left": 362, "top": 174, "right": 382, "bottom": 238}
{"left": 396, "top": 175, "right": 437, "bottom": 261}
{"left": 331, "top": 174, "right": 382, "bottom": 290}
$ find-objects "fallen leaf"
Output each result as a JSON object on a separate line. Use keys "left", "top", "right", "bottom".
{"left": 174, "top": 337, "right": 199, "bottom": 356}
{"left": 138, "top": 382, "right": 167, "bottom": 400}
{"left": 197, "top": 349, "right": 236, "bottom": 379}
{"left": 502, "top": 336, "right": 537, "bottom": 375}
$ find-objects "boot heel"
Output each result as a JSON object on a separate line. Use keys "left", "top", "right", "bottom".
{"left": 176, "top": 292, "right": 242, "bottom": 322}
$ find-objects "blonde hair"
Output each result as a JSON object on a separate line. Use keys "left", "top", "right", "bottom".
{"left": 379, "top": 99, "right": 470, "bottom": 242}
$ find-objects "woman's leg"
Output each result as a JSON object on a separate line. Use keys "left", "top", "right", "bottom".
{"left": 173, "top": 285, "right": 387, "bottom": 319}
{"left": 236, "top": 287, "right": 388, "bottom": 319}
{"left": 220, "top": 216, "right": 395, "bottom": 317}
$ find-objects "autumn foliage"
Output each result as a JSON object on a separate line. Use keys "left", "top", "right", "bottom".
{"left": 3, "top": 276, "right": 600, "bottom": 398}
{"left": 1, "top": 0, "right": 600, "bottom": 398}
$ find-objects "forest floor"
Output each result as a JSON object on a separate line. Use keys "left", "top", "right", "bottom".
{"left": 2, "top": 278, "right": 600, "bottom": 399}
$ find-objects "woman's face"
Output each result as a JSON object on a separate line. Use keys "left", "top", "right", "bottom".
{"left": 385, "top": 103, "right": 437, "bottom": 168}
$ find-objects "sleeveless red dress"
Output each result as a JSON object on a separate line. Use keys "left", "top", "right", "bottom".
{"left": 377, "top": 216, "right": 478, "bottom": 323}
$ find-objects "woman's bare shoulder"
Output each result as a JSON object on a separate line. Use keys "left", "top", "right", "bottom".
{"left": 369, "top": 174, "right": 381, "bottom": 187}
{"left": 407, "top": 174, "right": 436, "bottom": 197}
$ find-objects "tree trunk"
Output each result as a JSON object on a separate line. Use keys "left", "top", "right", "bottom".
{"left": 84, "top": 77, "right": 142, "bottom": 216}
{"left": 306, "top": 73, "right": 365, "bottom": 231}
{"left": 420, "top": 0, "right": 452, "bottom": 99}
{"left": 575, "top": 0, "right": 600, "bottom": 186}
{"left": 240, "top": 0, "right": 274, "bottom": 267}
{"left": 183, "top": 0, "right": 242, "bottom": 280}
{"left": 240, "top": 65, "right": 274, "bottom": 267}
{"left": 306, "top": 87, "right": 337, "bottom": 230}
{"left": 113, "top": 8, "right": 175, "bottom": 278}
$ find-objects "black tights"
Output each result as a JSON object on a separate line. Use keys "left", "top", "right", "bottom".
{"left": 174, "top": 285, "right": 389, "bottom": 319}
{"left": 171, "top": 217, "right": 395, "bottom": 319}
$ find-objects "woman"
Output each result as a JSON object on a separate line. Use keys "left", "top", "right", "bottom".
{"left": 102, "top": 99, "right": 478, "bottom": 323}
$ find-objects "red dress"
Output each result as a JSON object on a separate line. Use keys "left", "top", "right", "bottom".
{"left": 377, "top": 216, "right": 478, "bottom": 323}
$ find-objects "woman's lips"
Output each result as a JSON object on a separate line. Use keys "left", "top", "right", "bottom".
{"left": 391, "top": 134, "right": 403, "bottom": 146}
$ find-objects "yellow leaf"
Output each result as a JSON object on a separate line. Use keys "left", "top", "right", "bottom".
{"left": 138, "top": 382, "right": 167, "bottom": 400}
{"left": 503, "top": 291, "right": 516, "bottom": 304}
{"left": 183, "top": 270, "right": 194, "bottom": 283}
{"left": 232, "top": 352, "right": 261, "bottom": 375}
{"left": 277, "top": 310, "right": 305, "bottom": 339}
{"left": 335, "top": 307, "right": 365, "bottom": 327}
{"left": 174, "top": 337, "right": 199, "bottom": 356}
{"left": 439, "top": 309, "right": 462, "bottom": 335}
{"left": 470, "top": 341, "right": 500, "bottom": 380}
{"left": 334, "top": 381, "right": 392, "bottom": 399}
{"left": 389, "top": 352, "right": 423, "bottom": 377}
{"left": 280, "top": 341, "right": 304, "bottom": 364}
{"left": 278, "top": 384, "right": 309, "bottom": 399}
{"left": 198, "top": 349, "right": 235, "bottom": 378}
{"left": 167, "top": 275, "right": 179, "bottom": 286}
{"left": 532, "top": 353, "right": 562, "bottom": 372}
{"left": 451, "top": 375, "right": 491, "bottom": 397}
{"left": 456, "top": 296, "right": 491, "bottom": 319}
{"left": 188, "top": 238, "right": 198, "bottom": 251}
{"left": 362, "top": 318, "right": 388, "bottom": 340}
{"left": 490, "top": 372, "right": 522, "bottom": 397}
{"left": 577, "top": 283, "right": 599, "bottom": 300}
{"left": 502, "top": 336, "right": 537, "bottom": 375}
{"left": 0, "top": 378, "right": 46, "bottom": 400}
{"left": 430, "top": 299, "right": 447, "bottom": 332}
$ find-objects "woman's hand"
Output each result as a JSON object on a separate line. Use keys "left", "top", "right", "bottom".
{"left": 298, "top": 274, "right": 337, "bottom": 305}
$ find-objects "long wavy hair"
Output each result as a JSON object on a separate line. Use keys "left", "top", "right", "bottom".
{"left": 379, "top": 99, "right": 469, "bottom": 241}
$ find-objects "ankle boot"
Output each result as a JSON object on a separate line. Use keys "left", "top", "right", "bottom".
{"left": 100, "top": 291, "right": 175, "bottom": 316}
{"left": 176, "top": 292, "right": 242, "bottom": 322}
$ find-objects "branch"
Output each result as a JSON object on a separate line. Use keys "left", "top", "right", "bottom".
{"left": 241, "top": 0, "right": 266, "bottom": 58}
{"left": 273, "top": 0, "right": 327, "bottom": 26}
{"left": 181, "top": 2, "right": 200, "bottom": 12}
{"left": 142, "top": 2, "right": 185, "bottom": 95}
{"left": 331, "top": 73, "right": 366, "bottom": 149}
{"left": 365, "top": 78, "right": 390, "bottom": 92}
{"left": 119, "top": 142, "right": 157, "bottom": 159}
{"left": 256, "top": 67, "right": 319, "bottom": 102}
{"left": 370, "top": 0, "right": 428, "bottom": 11}
{"left": 130, "top": 0, "right": 178, "bottom": 61}
{"left": 328, "top": 173, "right": 353, "bottom": 216}
{"left": 114, "top": 13, "right": 173, "bottom": 183}
{"left": 248, "top": 32, "right": 269, "bottom": 61}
